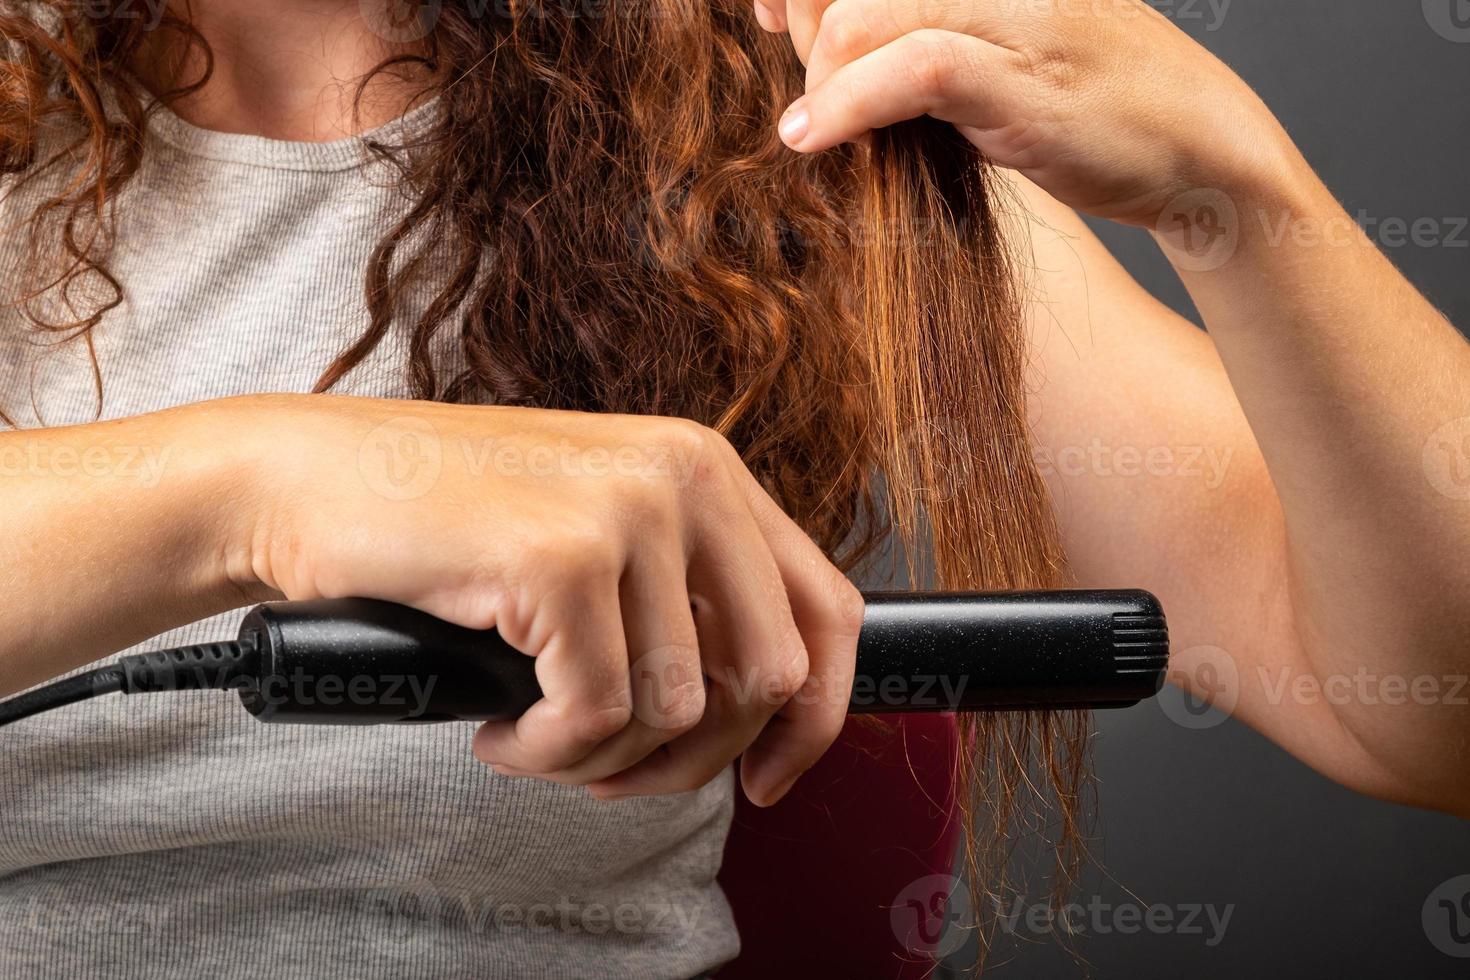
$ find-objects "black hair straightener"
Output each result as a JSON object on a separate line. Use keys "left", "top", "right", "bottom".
{"left": 0, "top": 591, "right": 1168, "bottom": 728}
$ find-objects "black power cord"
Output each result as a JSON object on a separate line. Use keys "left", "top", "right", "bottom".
{"left": 0, "top": 640, "right": 258, "bottom": 728}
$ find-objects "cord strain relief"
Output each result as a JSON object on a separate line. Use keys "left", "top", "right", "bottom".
{"left": 119, "top": 640, "right": 259, "bottom": 694}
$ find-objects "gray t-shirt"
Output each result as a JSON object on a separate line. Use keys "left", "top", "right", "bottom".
{"left": 0, "top": 100, "right": 737, "bottom": 979}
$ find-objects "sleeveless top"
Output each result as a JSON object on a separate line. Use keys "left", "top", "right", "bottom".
{"left": 0, "top": 98, "right": 737, "bottom": 979}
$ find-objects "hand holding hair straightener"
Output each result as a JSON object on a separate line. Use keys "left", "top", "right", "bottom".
{"left": 0, "top": 590, "right": 1167, "bottom": 728}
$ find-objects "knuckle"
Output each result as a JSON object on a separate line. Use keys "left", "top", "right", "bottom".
{"left": 1013, "top": 27, "right": 1080, "bottom": 90}
{"left": 768, "top": 641, "right": 811, "bottom": 703}
{"left": 816, "top": 1, "right": 873, "bottom": 64}
{"left": 832, "top": 576, "right": 866, "bottom": 637}
{"left": 905, "top": 33, "right": 957, "bottom": 101}
{"left": 661, "top": 415, "right": 716, "bottom": 457}
{"left": 660, "top": 682, "right": 708, "bottom": 735}
{"left": 536, "top": 520, "right": 621, "bottom": 581}
{"left": 672, "top": 422, "right": 739, "bottom": 497}
{"left": 569, "top": 698, "right": 634, "bottom": 745}
{"left": 658, "top": 417, "right": 722, "bottom": 490}
{"left": 618, "top": 472, "right": 681, "bottom": 533}
{"left": 635, "top": 651, "right": 708, "bottom": 733}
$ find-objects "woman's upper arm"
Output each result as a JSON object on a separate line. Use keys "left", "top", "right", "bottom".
{"left": 1005, "top": 174, "right": 1415, "bottom": 803}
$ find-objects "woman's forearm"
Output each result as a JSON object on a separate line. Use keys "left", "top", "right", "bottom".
{"left": 0, "top": 400, "right": 260, "bottom": 697}
{"left": 1157, "top": 143, "right": 1470, "bottom": 799}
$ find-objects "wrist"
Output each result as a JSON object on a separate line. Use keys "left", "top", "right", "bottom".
{"left": 174, "top": 394, "right": 316, "bottom": 606}
{"left": 1153, "top": 109, "right": 1322, "bottom": 277}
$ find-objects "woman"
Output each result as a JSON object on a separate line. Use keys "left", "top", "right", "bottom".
{"left": 0, "top": 0, "right": 1465, "bottom": 977}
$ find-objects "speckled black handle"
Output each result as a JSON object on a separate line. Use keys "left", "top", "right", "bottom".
{"left": 234, "top": 590, "right": 1169, "bottom": 724}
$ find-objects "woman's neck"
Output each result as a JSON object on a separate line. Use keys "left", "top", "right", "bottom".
{"left": 133, "top": 0, "right": 432, "bottom": 141}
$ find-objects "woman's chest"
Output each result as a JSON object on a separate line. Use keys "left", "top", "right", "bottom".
{"left": 0, "top": 150, "right": 424, "bottom": 427}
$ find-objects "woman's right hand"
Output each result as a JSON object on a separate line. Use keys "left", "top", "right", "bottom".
{"left": 225, "top": 394, "right": 864, "bottom": 806}
{"left": 765, "top": 0, "right": 1297, "bottom": 230}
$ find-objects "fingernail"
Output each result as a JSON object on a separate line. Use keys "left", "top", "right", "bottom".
{"left": 752, "top": 2, "right": 779, "bottom": 31}
{"left": 754, "top": 773, "right": 799, "bottom": 807}
{"left": 779, "top": 105, "right": 809, "bottom": 148}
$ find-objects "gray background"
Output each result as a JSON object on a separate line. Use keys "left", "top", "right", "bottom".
{"left": 947, "top": 1, "right": 1470, "bottom": 976}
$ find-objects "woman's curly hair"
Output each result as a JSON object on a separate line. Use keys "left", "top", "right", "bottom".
{"left": 1, "top": 0, "right": 1088, "bottom": 966}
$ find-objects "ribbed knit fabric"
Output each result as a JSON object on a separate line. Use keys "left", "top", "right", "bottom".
{"left": 0, "top": 100, "right": 737, "bottom": 979}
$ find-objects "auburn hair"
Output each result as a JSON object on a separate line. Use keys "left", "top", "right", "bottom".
{"left": 1, "top": 0, "right": 1088, "bottom": 966}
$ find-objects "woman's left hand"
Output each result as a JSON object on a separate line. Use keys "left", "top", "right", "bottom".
{"left": 756, "top": 0, "right": 1293, "bottom": 228}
